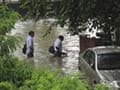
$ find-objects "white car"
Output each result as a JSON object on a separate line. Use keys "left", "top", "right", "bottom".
{"left": 78, "top": 46, "right": 120, "bottom": 90}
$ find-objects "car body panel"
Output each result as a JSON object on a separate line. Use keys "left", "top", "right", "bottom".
{"left": 100, "top": 70, "right": 120, "bottom": 81}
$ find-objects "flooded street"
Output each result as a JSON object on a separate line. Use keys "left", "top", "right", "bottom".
{"left": 13, "top": 19, "right": 79, "bottom": 74}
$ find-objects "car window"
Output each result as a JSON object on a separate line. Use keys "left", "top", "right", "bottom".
{"left": 97, "top": 52, "right": 120, "bottom": 70}
{"left": 83, "top": 50, "right": 95, "bottom": 66}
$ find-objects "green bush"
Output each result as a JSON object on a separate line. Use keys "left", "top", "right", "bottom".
{"left": 94, "top": 84, "right": 109, "bottom": 90}
{"left": 0, "top": 56, "right": 32, "bottom": 87}
{"left": 0, "top": 5, "right": 21, "bottom": 56}
{"left": 0, "top": 58, "right": 108, "bottom": 90}
{"left": 0, "top": 56, "right": 17, "bottom": 81}
{"left": 19, "top": 80, "right": 37, "bottom": 90}
{"left": 12, "top": 59, "right": 32, "bottom": 87}
{"left": 19, "top": 69, "right": 89, "bottom": 90}
{"left": 0, "top": 82, "right": 15, "bottom": 90}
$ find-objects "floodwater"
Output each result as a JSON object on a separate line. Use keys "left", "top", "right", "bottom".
{"left": 12, "top": 18, "right": 79, "bottom": 75}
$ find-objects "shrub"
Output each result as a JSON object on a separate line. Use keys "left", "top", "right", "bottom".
{"left": 20, "top": 68, "right": 89, "bottom": 90}
{"left": 12, "top": 59, "right": 32, "bottom": 87}
{"left": 19, "top": 80, "right": 37, "bottom": 90}
{"left": 94, "top": 84, "right": 109, "bottom": 90}
{"left": 0, "top": 82, "right": 15, "bottom": 90}
{"left": 0, "top": 56, "right": 32, "bottom": 87}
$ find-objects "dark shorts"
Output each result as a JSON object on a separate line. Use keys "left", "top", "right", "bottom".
{"left": 27, "top": 48, "right": 34, "bottom": 58}
{"left": 54, "top": 50, "right": 62, "bottom": 57}
{"left": 27, "top": 52, "right": 33, "bottom": 58}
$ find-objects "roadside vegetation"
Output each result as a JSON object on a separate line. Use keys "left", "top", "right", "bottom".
{"left": 0, "top": 57, "right": 108, "bottom": 90}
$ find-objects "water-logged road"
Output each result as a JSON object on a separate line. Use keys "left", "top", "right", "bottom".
{"left": 13, "top": 19, "right": 79, "bottom": 74}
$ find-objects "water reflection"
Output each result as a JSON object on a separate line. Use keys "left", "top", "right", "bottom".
{"left": 13, "top": 19, "right": 79, "bottom": 75}
{"left": 49, "top": 56, "right": 63, "bottom": 69}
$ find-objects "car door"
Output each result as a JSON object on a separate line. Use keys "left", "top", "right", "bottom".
{"left": 79, "top": 50, "right": 100, "bottom": 84}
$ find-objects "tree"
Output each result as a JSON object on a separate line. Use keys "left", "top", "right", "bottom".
{"left": 21, "top": 0, "right": 120, "bottom": 44}
{"left": 0, "top": 4, "right": 33, "bottom": 88}
{"left": 0, "top": 5, "right": 20, "bottom": 56}
{"left": 20, "top": 0, "right": 49, "bottom": 21}
{"left": 57, "top": 0, "right": 120, "bottom": 44}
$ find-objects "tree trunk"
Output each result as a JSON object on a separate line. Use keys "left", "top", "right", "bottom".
{"left": 115, "top": 28, "right": 120, "bottom": 46}
{"left": 108, "top": 28, "right": 112, "bottom": 45}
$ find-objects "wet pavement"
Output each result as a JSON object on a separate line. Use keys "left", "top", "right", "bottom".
{"left": 12, "top": 19, "right": 79, "bottom": 75}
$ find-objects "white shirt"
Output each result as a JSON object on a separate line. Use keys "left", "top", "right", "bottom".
{"left": 54, "top": 38, "right": 62, "bottom": 52}
{"left": 26, "top": 35, "right": 33, "bottom": 54}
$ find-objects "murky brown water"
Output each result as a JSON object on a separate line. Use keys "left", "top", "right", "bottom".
{"left": 12, "top": 18, "right": 79, "bottom": 74}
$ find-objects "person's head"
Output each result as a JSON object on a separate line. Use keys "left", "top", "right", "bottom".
{"left": 58, "top": 35, "right": 64, "bottom": 41}
{"left": 29, "top": 31, "right": 34, "bottom": 37}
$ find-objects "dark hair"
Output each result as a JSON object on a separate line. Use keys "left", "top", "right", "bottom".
{"left": 58, "top": 35, "right": 64, "bottom": 41}
{"left": 29, "top": 31, "right": 34, "bottom": 35}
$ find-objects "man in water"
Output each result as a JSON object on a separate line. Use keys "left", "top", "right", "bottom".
{"left": 26, "top": 31, "right": 35, "bottom": 58}
{"left": 53, "top": 35, "right": 66, "bottom": 57}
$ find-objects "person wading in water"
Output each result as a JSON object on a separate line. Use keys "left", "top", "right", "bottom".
{"left": 26, "top": 31, "right": 35, "bottom": 58}
{"left": 53, "top": 35, "right": 66, "bottom": 57}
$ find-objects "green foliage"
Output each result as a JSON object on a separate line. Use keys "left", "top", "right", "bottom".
{"left": 19, "top": 80, "right": 37, "bottom": 90}
{"left": 19, "top": 68, "right": 110, "bottom": 90}
{"left": 0, "top": 5, "right": 21, "bottom": 56}
{"left": 0, "top": 56, "right": 32, "bottom": 87}
{"left": 94, "top": 84, "right": 109, "bottom": 90}
{"left": 0, "top": 56, "right": 16, "bottom": 82}
{"left": 20, "top": 0, "right": 48, "bottom": 21}
{"left": 19, "top": 68, "right": 89, "bottom": 90}
{"left": 0, "top": 5, "right": 20, "bottom": 34}
{"left": 0, "top": 36, "right": 21, "bottom": 56}
{"left": 0, "top": 58, "right": 108, "bottom": 90}
{"left": 58, "top": 0, "right": 84, "bottom": 29}
{"left": 13, "top": 60, "right": 32, "bottom": 87}
{"left": 20, "top": 0, "right": 120, "bottom": 33}
{"left": 0, "top": 82, "right": 15, "bottom": 90}
{"left": 58, "top": 0, "right": 120, "bottom": 28}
